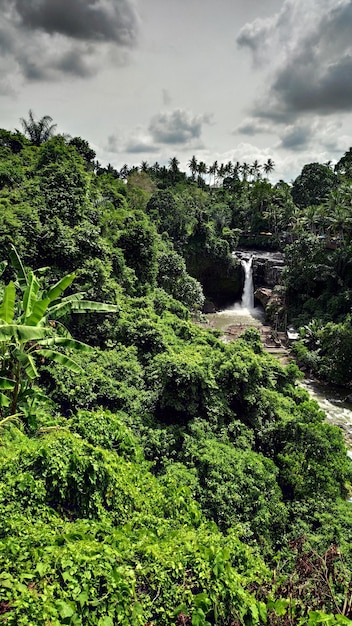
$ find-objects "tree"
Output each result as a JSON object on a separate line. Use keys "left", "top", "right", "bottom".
{"left": 197, "top": 160, "right": 207, "bottom": 183}
{"left": 0, "top": 247, "right": 119, "bottom": 425}
{"left": 188, "top": 155, "right": 198, "bottom": 180}
{"left": 250, "top": 159, "right": 261, "bottom": 182}
{"left": 292, "top": 163, "right": 338, "bottom": 209}
{"left": 20, "top": 110, "right": 57, "bottom": 146}
{"left": 68, "top": 137, "right": 96, "bottom": 166}
{"left": 263, "top": 158, "right": 275, "bottom": 179}
{"left": 240, "top": 162, "right": 250, "bottom": 182}
{"left": 208, "top": 160, "right": 218, "bottom": 187}
{"left": 335, "top": 147, "right": 352, "bottom": 178}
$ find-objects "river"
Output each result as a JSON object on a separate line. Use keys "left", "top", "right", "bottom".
{"left": 208, "top": 299, "right": 352, "bottom": 454}
{"left": 207, "top": 252, "right": 352, "bottom": 454}
{"left": 301, "top": 379, "right": 352, "bottom": 453}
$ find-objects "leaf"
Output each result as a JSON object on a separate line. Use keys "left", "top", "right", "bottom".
{"left": 25, "top": 297, "right": 51, "bottom": 326}
{"left": 37, "top": 337, "right": 95, "bottom": 353}
{"left": 22, "top": 271, "right": 40, "bottom": 319}
{"left": 35, "top": 562, "right": 46, "bottom": 576}
{"left": 57, "top": 601, "right": 75, "bottom": 619}
{"left": 98, "top": 617, "right": 114, "bottom": 626}
{"left": 0, "top": 377, "right": 15, "bottom": 390}
{"left": 44, "top": 273, "right": 76, "bottom": 303}
{"left": 17, "top": 352, "right": 39, "bottom": 380}
{"left": 36, "top": 349, "right": 84, "bottom": 373}
{"left": 0, "top": 573, "right": 14, "bottom": 589}
{"left": 9, "top": 245, "right": 28, "bottom": 289}
{"left": 0, "top": 324, "right": 52, "bottom": 342}
{"left": 69, "top": 300, "right": 120, "bottom": 314}
{"left": 0, "top": 281, "right": 16, "bottom": 323}
{"left": 0, "top": 392, "right": 10, "bottom": 407}
{"left": 49, "top": 297, "right": 119, "bottom": 320}
{"left": 273, "top": 599, "right": 289, "bottom": 617}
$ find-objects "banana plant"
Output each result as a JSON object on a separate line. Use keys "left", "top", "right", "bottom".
{"left": 0, "top": 246, "right": 119, "bottom": 423}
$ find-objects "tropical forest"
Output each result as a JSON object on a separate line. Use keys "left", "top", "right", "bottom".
{"left": 1, "top": 113, "right": 352, "bottom": 626}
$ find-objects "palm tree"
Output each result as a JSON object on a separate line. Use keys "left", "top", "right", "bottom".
{"left": 169, "top": 157, "right": 180, "bottom": 174}
{"left": 208, "top": 160, "right": 218, "bottom": 186}
{"left": 188, "top": 155, "right": 198, "bottom": 180}
{"left": 119, "top": 164, "right": 129, "bottom": 180}
{"left": 233, "top": 161, "right": 241, "bottom": 178}
{"left": 325, "top": 199, "right": 352, "bottom": 243}
{"left": 250, "top": 159, "right": 261, "bottom": 182}
{"left": 217, "top": 163, "right": 226, "bottom": 185}
{"left": 263, "top": 158, "right": 275, "bottom": 179}
{"left": 240, "top": 162, "right": 250, "bottom": 182}
{"left": 225, "top": 161, "right": 233, "bottom": 176}
{"left": 197, "top": 161, "right": 207, "bottom": 183}
{"left": 20, "top": 110, "right": 57, "bottom": 146}
{"left": 151, "top": 161, "right": 160, "bottom": 175}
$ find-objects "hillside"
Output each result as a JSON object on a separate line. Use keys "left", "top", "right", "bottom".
{"left": 0, "top": 119, "right": 352, "bottom": 625}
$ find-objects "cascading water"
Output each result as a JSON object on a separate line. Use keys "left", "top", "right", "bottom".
{"left": 209, "top": 253, "right": 264, "bottom": 332}
{"left": 240, "top": 257, "right": 254, "bottom": 310}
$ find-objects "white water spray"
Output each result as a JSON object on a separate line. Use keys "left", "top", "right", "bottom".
{"left": 240, "top": 257, "right": 254, "bottom": 310}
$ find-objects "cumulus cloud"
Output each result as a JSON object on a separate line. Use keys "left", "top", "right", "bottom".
{"left": 110, "top": 108, "right": 212, "bottom": 157}
{"left": 107, "top": 128, "right": 159, "bottom": 154}
{"left": 0, "top": 0, "right": 139, "bottom": 88}
{"left": 277, "top": 117, "right": 344, "bottom": 154}
{"left": 236, "top": 117, "right": 273, "bottom": 136}
{"left": 279, "top": 124, "right": 314, "bottom": 151}
{"left": 9, "top": 0, "right": 138, "bottom": 43}
{"left": 125, "top": 139, "right": 159, "bottom": 154}
{"left": 237, "top": 0, "right": 352, "bottom": 122}
{"left": 148, "top": 109, "right": 212, "bottom": 145}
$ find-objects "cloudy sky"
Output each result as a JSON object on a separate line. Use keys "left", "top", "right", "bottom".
{"left": 1, "top": 0, "right": 352, "bottom": 182}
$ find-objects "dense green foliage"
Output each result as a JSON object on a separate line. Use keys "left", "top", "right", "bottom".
{"left": 0, "top": 119, "right": 352, "bottom": 624}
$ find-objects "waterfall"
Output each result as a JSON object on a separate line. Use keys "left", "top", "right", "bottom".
{"left": 240, "top": 257, "right": 254, "bottom": 310}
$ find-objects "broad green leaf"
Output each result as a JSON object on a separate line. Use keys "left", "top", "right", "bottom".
{"left": 0, "top": 377, "right": 15, "bottom": 390}
{"left": 9, "top": 244, "right": 28, "bottom": 289}
{"left": 36, "top": 349, "right": 84, "bottom": 373}
{"left": 57, "top": 601, "right": 75, "bottom": 619}
{"left": 0, "top": 325, "right": 52, "bottom": 342}
{"left": 38, "top": 337, "right": 94, "bottom": 353}
{"left": 22, "top": 271, "right": 40, "bottom": 319}
{"left": 25, "top": 297, "right": 51, "bottom": 325}
{"left": 98, "top": 617, "right": 114, "bottom": 626}
{"left": 47, "top": 294, "right": 87, "bottom": 320}
{"left": 18, "top": 352, "right": 38, "bottom": 380}
{"left": 0, "top": 392, "right": 10, "bottom": 407}
{"left": 49, "top": 297, "right": 119, "bottom": 319}
{"left": 0, "top": 281, "right": 15, "bottom": 323}
{"left": 69, "top": 300, "right": 120, "bottom": 313}
{"left": 43, "top": 273, "right": 76, "bottom": 303}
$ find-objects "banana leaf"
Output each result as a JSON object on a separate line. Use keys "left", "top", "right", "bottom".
{"left": 38, "top": 337, "right": 94, "bottom": 353}
{"left": 22, "top": 271, "right": 40, "bottom": 319}
{"left": 36, "top": 349, "right": 84, "bottom": 373}
{"left": 9, "top": 245, "right": 28, "bottom": 290}
{"left": 25, "top": 297, "right": 51, "bottom": 326}
{"left": 0, "top": 324, "right": 52, "bottom": 342}
{"left": 0, "top": 281, "right": 15, "bottom": 324}
{"left": 43, "top": 273, "right": 76, "bottom": 303}
{"left": 0, "top": 377, "right": 15, "bottom": 390}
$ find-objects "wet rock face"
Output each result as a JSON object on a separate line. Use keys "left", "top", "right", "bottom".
{"left": 254, "top": 287, "right": 272, "bottom": 308}
{"left": 235, "top": 250, "right": 285, "bottom": 290}
{"left": 254, "top": 286, "right": 286, "bottom": 324}
{"left": 252, "top": 254, "right": 285, "bottom": 289}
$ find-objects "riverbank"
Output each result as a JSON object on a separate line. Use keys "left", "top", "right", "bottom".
{"left": 204, "top": 310, "right": 352, "bottom": 450}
